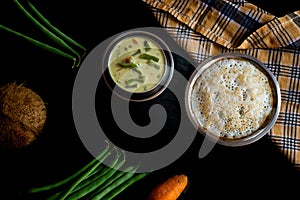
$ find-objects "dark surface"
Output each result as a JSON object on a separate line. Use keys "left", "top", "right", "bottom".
{"left": 0, "top": 0, "right": 300, "bottom": 199}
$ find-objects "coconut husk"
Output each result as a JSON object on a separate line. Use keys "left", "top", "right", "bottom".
{"left": 0, "top": 82, "right": 47, "bottom": 149}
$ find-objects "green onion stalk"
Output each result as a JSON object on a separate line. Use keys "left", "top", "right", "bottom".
{"left": 26, "top": 142, "right": 150, "bottom": 200}
{"left": 0, "top": 0, "right": 86, "bottom": 68}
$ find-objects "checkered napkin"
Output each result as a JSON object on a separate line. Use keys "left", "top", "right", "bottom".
{"left": 141, "top": 0, "right": 300, "bottom": 169}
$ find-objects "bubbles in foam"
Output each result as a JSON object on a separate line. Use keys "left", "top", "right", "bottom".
{"left": 191, "top": 58, "right": 273, "bottom": 139}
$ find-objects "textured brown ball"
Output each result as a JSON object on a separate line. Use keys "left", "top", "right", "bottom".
{"left": 0, "top": 82, "right": 47, "bottom": 149}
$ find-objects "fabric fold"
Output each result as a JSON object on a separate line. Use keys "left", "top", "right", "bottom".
{"left": 240, "top": 11, "right": 300, "bottom": 49}
{"left": 143, "top": 0, "right": 300, "bottom": 49}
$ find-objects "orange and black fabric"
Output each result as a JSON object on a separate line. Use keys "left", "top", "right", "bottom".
{"left": 141, "top": 0, "right": 300, "bottom": 170}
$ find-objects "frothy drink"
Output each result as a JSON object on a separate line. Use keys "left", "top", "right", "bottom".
{"left": 190, "top": 58, "right": 273, "bottom": 140}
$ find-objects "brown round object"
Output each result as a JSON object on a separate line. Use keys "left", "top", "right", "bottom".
{"left": 0, "top": 82, "right": 47, "bottom": 149}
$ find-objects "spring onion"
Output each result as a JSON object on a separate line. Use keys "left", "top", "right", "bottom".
{"left": 118, "top": 62, "right": 139, "bottom": 68}
{"left": 125, "top": 76, "right": 145, "bottom": 85}
{"left": 85, "top": 166, "right": 135, "bottom": 200}
{"left": 148, "top": 60, "right": 160, "bottom": 69}
{"left": 26, "top": 1, "right": 86, "bottom": 57}
{"left": 139, "top": 53, "right": 159, "bottom": 62}
{"left": 89, "top": 165, "right": 140, "bottom": 200}
{"left": 0, "top": 0, "right": 86, "bottom": 68}
{"left": 57, "top": 151, "right": 114, "bottom": 200}
{"left": 132, "top": 68, "right": 142, "bottom": 75}
{"left": 27, "top": 143, "right": 110, "bottom": 193}
{"left": 125, "top": 84, "right": 138, "bottom": 88}
{"left": 26, "top": 143, "right": 149, "bottom": 200}
{"left": 131, "top": 49, "right": 141, "bottom": 56}
{"left": 144, "top": 40, "right": 151, "bottom": 52}
{"left": 0, "top": 24, "right": 76, "bottom": 67}
{"left": 14, "top": 0, "right": 82, "bottom": 67}
{"left": 65, "top": 151, "right": 125, "bottom": 200}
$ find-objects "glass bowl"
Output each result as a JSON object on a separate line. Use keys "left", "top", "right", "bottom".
{"left": 102, "top": 30, "right": 174, "bottom": 102}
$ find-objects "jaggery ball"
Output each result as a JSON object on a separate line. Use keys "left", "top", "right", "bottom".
{"left": 0, "top": 82, "right": 47, "bottom": 149}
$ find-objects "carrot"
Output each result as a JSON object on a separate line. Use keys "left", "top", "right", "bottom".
{"left": 147, "top": 174, "right": 188, "bottom": 200}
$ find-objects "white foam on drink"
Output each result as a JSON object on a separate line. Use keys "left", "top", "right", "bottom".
{"left": 191, "top": 58, "right": 273, "bottom": 139}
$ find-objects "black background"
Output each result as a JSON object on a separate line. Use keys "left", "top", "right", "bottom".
{"left": 0, "top": 0, "right": 300, "bottom": 199}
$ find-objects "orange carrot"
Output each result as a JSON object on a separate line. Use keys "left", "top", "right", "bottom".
{"left": 147, "top": 174, "right": 188, "bottom": 200}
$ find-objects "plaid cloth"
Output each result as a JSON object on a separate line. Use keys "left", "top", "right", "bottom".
{"left": 141, "top": 0, "right": 300, "bottom": 170}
